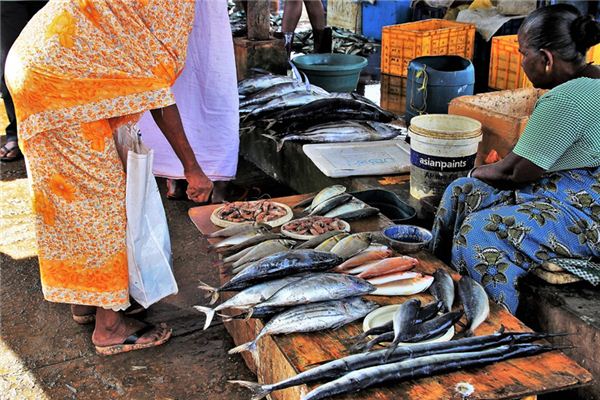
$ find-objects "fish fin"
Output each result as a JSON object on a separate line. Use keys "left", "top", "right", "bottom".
{"left": 289, "top": 60, "right": 302, "bottom": 83}
{"left": 301, "top": 72, "right": 311, "bottom": 92}
{"left": 464, "top": 329, "right": 475, "bottom": 338}
{"left": 197, "top": 280, "right": 217, "bottom": 299}
{"left": 496, "top": 325, "right": 506, "bottom": 334}
{"left": 228, "top": 380, "right": 270, "bottom": 400}
{"left": 193, "top": 306, "right": 216, "bottom": 330}
{"left": 229, "top": 340, "right": 256, "bottom": 355}
{"left": 217, "top": 313, "right": 234, "bottom": 322}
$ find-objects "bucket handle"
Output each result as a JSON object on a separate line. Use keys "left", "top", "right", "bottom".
{"left": 409, "top": 65, "right": 428, "bottom": 116}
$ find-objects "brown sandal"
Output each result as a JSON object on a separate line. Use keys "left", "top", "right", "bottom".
{"left": 95, "top": 323, "right": 172, "bottom": 356}
{"left": 0, "top": 142, "right": 23, "bottom": 162}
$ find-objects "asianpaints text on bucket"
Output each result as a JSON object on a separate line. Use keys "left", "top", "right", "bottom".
{"left": 409, "top": 114, "right": 482, "bottom": 203}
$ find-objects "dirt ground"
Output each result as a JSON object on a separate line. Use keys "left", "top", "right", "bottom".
{"left": 0, "top": 148, "right": 293, "bottom": 399}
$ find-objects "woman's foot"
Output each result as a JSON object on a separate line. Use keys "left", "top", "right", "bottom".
{"left": 166, "top": 179, "right": 188, "bottom": 200}
{"left": 92, "top": 308, "right": 171, "bottom": 355}
{"left": 71, "top": 304, "right": 96, "bottom": 324}
{"left": 0, "top": 141, "right": 23, "bottom": 162}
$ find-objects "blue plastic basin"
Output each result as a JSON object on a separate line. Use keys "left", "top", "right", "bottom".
{"left": 292, "top": 54, "right": 368, "bottom": 93}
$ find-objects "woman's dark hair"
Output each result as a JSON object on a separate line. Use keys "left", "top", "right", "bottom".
{"left": 519, "top": 4, "right": 600, "bottom": 63}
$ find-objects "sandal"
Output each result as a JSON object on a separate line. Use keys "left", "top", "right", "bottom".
{"left": 95, "top": 323, "right": 172, "bottom": 356}
{"left": 0, "top": 141, "right": 23, "bottom": 162}
{"left": 72, "top": 302, "right": 147, "bottom": 325}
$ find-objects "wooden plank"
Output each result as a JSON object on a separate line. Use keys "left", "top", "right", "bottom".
{"left": 188, "top": 195, "right": 592, "bottom": 400}
{"left": 247, "top": 0, "right": 271, "bottom": 40}
{"left": 327, "top": 0, "right": 362, "bottom": 34}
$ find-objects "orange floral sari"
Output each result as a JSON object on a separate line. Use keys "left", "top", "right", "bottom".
{"left": 5, "top": 0, "right": 194, "bottom": 309}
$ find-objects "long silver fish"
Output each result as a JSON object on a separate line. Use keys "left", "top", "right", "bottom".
{"left": 232, "top": 239, "right": 297, "bottom": 268}
{"left": 308, "top": 193, "right": 353, "bottom": 216}
{"left": 295, "top": 230, "right": 346, "bottom": 250}
{"left": 239, "top": 81, "right": 309, "bottom": 109}
{"left": 208, "top": 222, "right": 271, "bottom": 238}
{"left": 210, "top": 228, "right": 270, "bottom": 249}
{"left": 218, "top": 233, "right": 283, "bottom": 255}
{"left": 302, "top": 344, "right": 553, "bottom": 400}
{"left": 231, "top": 331, "right": 557, "bottom": 400}
{"left": 253, "top": 273, "right": 375, "bottom": 309}
{"left": 314, "top": 232, "right": 350, "bottom": 252}
{"left": 305, "top": 185, "right": 347, "bottom": 213}
{"left": 244, "top": 91, "right": 328, "bottom": 120}
{"left": 330, "top": 232, "right": 373, "bottom": 259}
{"left": 430, "top": 268, "right": 455, "bottom": 313}
{"left": 324, "top": 198, "right": 368, "bottom": 217}
{"left": 238, "top": 75, "right": 297, "bottom": 96}
{"left": 457, "top": 275, "right": 490, "bottom": 337}
{"left": 222, "top": 245, "right": 255, "bottom": 264}
{"left": 228, "top": 297, "right": 378, "bottom": 362}
{"left": 194, "top": 275, "right": 304, "bottom": 330}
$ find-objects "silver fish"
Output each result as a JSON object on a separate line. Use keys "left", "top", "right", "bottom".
{"left": 244, "top": 92, "right": 327, "bottom": 119}
{"left": 384, "top": 298, "right": 421, "bottom": 361}
{"left": 314, "top": 232, "right": 350, "bottom": 252}
{"left": 211, "top": 228, "right": 270, "bottom": 249}
{"left": 305, "top": 185, "right": 347, "bottom": 213}
{"left": 308, "top": 193, "right": 353, "bottom": 216}
{"left": 324, "top": 198, "right": 368, "bottom": 217}
{"left": 222, "top": 245, "right": 255, "bottom": 265}
{"left": 228, "top": 297, "right": 378, "bottom": 362}
{"left": 327, "top": 207, "right": 379, "bottom": 221}
{"left": 194, "top": 275, "right": 304, "bottom": 330}
{"left": 457, "top": 275, "right": 490, "bottom": 337}
{"left": 218, "top": 233, "right": 284, "bottom": 256}
{"left": 295, "top": 230, "right": 346, "bottom": 250}
{"left": 430, "top": 268, "right": 455, "bottom": 313}
{"left": 330, "top": 232, "right": 373, "bottom": 259}
{"left": 232, "top": 239, "right": 297, "bottom": 268}
{"left": 208, "top": 222, "right": 271, "bottom": 238}
{"left": 239, "top": 81, "right": 308, "bottom": 109}
{"left": 255, "top": 273, "right": 375, "bottom": 309}
{"left": 238, "top": 75, "right": 297, "bottom": 96}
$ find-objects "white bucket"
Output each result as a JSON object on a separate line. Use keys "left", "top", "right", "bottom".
{"left": 409, "top": 114, "right": 482, "bottom": 202}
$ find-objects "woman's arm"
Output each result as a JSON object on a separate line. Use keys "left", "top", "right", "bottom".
{"left": 150, "top": 104, "right": 213, "bottom": 202}
{"left": 471, "top": 152, "right": 546, "bottom": 189}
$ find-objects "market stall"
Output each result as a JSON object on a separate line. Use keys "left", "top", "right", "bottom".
{"left": 189, "top": 193, "right": 592, "bottom": 400}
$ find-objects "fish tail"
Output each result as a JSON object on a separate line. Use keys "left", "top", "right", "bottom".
{"left": 383, "top": 341, "right": 399, "bottom": 362}
{"left": 197, "top": 280, "right": 219, "bottom": 305}
{"left": 244, "top": 308, "right": 255, "bottom": 320}
{"left": 228, "top": 380, "right": 270, "bottom": 400}
{"left": 464, "top": 329, "right": 475, "bottom": 338}
{"left": 193, "top": 305, "right": 216, "bottom": 330}
{"left": 229, "top": 340, "right": 258, "bottom": 359}
{"left": 264, "top": 119, "right": 277, "bottom": 131}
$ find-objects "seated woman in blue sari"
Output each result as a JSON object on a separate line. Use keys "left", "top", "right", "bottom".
{"left": 430, "top": 4, "right": 600, "bottom": 314}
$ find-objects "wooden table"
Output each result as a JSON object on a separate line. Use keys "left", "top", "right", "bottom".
{"left": 189, "top": 194, "right": 592, "bottom": 400}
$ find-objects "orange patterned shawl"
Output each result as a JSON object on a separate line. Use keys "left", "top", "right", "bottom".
{"left": 5, "top": 0, "right": 195, "bottom": 140}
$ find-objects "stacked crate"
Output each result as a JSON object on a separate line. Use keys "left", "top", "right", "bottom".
{"left": 489, "top": 34, "right": 600, "bottom": 90}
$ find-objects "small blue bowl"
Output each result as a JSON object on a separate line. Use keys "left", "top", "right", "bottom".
{"left": 382, "top": 225, "right": 433, "bottom": 254}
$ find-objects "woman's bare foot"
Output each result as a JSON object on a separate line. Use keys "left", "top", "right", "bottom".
{"left": 92, "top": 308, "right": 171, "bottom": 350}
{"left": 71, "top": 304, "right": 96, "bottom": 316}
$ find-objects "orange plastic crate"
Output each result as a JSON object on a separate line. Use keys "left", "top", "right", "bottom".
{"left": 489, "top": 35, "right": 600, "bottom": 90}
{"left": 381, "top": 19, "right": 476, "bottom": 77}
{"left": 380, "top": 74, "right": 408, "bottom": 116}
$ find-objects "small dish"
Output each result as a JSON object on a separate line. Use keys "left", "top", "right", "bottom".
{"left": 280, "top": 217, "right": 350, "bottom": 240}
{"left": 382, "top": 225, "right": 432, "bottom": 254}
{"left": 362, "top": 304, "right": 454, "bottom": 346}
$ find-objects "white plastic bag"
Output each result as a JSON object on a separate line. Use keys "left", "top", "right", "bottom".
{"left": 116, "top": 123, "right": 178, "bottom": 308}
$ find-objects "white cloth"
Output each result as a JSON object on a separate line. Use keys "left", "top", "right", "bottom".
{"left": 138, "top": 0, "right": 239, "bottom": 181}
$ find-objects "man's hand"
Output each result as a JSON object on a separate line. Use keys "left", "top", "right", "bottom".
{"left": 185, "top": 166, "right": 213, "bottom": 203}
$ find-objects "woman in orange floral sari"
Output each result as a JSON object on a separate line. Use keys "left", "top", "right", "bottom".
{"left": 5, "top": 1, "right": 213, "bottom": 355}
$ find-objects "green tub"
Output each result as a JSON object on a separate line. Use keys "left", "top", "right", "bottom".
{"left": 292, "top": 54, "right": 368, "bottom": 93}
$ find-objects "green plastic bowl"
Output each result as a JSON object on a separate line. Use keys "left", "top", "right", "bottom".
{"left": 292, "top": 54, "right": 368, "bottom": 93}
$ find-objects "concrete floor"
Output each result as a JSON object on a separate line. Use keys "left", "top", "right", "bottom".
{"left": 0, "top": 154, "right": 290, "bottom": 399}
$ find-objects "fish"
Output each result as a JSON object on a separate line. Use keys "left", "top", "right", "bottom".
{"left": 308, "top": 194, "right": 354, "bottom": 216}
{"left": 210, "top": 228, "right": 270, "bottom": 249}
{"left": 219, "top": 305, "right": 288, "bottom": 321}
{"left": 371, "top": 275, "right": 434, "bottom": 296}
{"left": 253, "top": 273, "right": 375, "bottom": 309}
{"left": 295, "top": 230, "right": 347, "bottom": 250}
{"left": 232, "top": 261, "right": 255, "bottom": 275}
{"left": 324, "top": 201, "right": 380, "bottom": 221}
{"left": 356, "top": 311, "right": 463, "bottom": 352}
{"left": 232, "top": 239, "right": 296, "bottom": 268}
{"left": 430, "top": 268, "right": 455, "bottom": 313}
{"left": 228, "top": 297, "right": 378, "bottom": 362}
{"left": 366, "top": 271, "right": 422, "bottom": 286}
{"left": 208, "top": 222, "right": 271, "bottom": 238}
{"left": 193, "top": 276, "right": 304, "bottom": 329}
{"left": 314, "top": 232, "right": 350, "bottom": 252}
{"left": 457, "top": 275, "right": 490, "bottom": 337}
{"left": 323, "top": 198, "right": 368, "bottom": 217}
{"left": 239, "top": 81, "right": 309, "bottom": 109}
{"left": 269, "top": 128, "right": 399, "bottom": 152}
{"left": 384, "top": 299, "right": 422, "bottom": 360}
{"left": 243, "top": 91, "right": 328, "bottom": 121}
{"left": 330, "top": 232, "right": 373, "bottom": 259}
{"left": 357, "top": 256, "right": 419, "bottom": 279}
{"left": 238, "top": 75, "right": 297, "bottom": 96}
{"left": 417, "top": 301, "right": 444, "bottom": 323}
{"left": 302, "top": 343, "right": 554, "bottom": 400}
{"left": 305, "top": 185, "right": 347, "bottom": 213}
{"left": 222, "top": 245, "right": 255, "bottom": 265}
{"left": 231, "top": 331, "right": 559, "bottom": 400}
{"left": 198, "top": 250, "right": 343, "bottom": 303}
{"left": 217, "top": 233, "right": 283, "bottom": 256}
{"left": 334, "top": 248, "right": 393, "bottom": 272}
